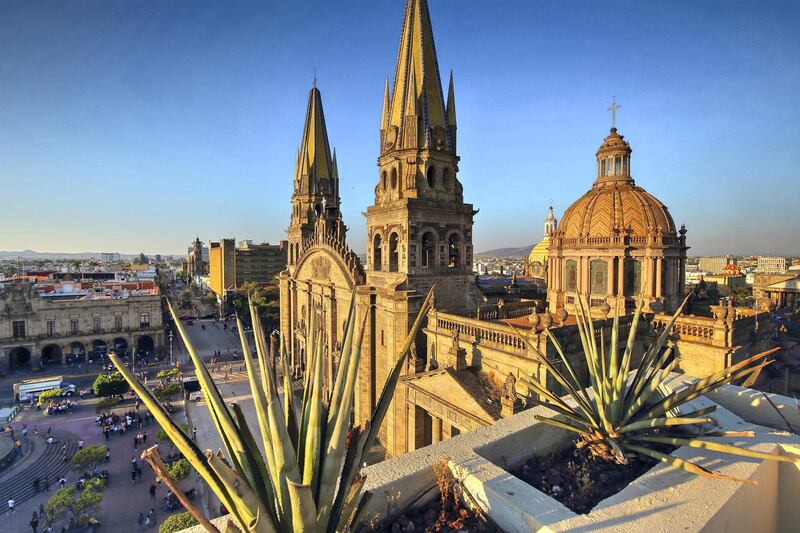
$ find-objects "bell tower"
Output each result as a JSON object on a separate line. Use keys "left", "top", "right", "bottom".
{"left": 287, "top": 84, "right": 344, "bottom": 273}
{"left": 366, "top": 0, "right": 479, "bottom": 311}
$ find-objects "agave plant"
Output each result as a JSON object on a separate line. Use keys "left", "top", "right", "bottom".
{"left": 513, "top": 294, "right": 798, "bottom": 482}
{"left": 110, "top": 285, "right": 435, "bottom": 532}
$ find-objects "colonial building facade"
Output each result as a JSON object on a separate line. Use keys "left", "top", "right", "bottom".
{"left": 0, "top": 281, "right": 164, "bottom": 372}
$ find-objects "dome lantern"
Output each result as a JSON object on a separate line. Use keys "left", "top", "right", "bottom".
{"left": 595, "top": 128, "right": 633, "bottom": 185}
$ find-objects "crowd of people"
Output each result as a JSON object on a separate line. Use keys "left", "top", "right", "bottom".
{"left": 42, "top": 400, "right": 78, "bottom": 416}
{"left": 96, "top": 409, "right": 153, "bottom": 440}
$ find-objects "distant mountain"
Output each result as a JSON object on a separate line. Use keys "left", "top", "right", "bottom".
{"left": 0, "top": 250, "right": 139, "bottom": 260}
{"left": 476, "top": 245, "right": 535, "bottom": 258}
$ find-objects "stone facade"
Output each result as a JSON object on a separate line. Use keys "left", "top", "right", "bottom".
{"left": 0, "top": 282, "right": 163, "bottom": 372}
{"left": 209, "top": 238, "right": 287, "bottom": 297}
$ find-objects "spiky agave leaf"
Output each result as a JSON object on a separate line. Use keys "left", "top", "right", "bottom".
{"left": 510, "top": 291, "right": 797, "bottom": 482}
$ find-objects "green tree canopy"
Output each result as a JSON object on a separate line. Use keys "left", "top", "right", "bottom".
{"left": 38, "top": 388, "right": 63, "bottom": 405}
{"left": 154, "top": 382, "right": 182, "bottom": 400}
{"left": 167, "top": 457, "right": 191, "bottom": 481}
{"left": 159, "top": 511, "right": 198, "bottom": 533}
{"left": 70, "top": 445, "right": 108, "bottom": 471}
{"left": 92, "top": 372, "right": 130, "bottom": 397}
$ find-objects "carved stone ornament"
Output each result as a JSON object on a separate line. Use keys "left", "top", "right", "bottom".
{"left": 384, "top": 126, "right": 398, "bottom": 150}
{"left": 310, "top": 256, "right": 331, "bottom": 279}
{"left": 430, "top": 125, "right": 446, "bottom": 151}
{"left": 502, "top": 372, "right": 517, "bottom": 401}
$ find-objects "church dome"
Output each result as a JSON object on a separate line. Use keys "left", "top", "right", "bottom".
{"left": 558, "top": 128, "right": 676, "bottom": 239}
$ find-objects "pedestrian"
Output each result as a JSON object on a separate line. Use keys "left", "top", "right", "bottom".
{"left": 78, "top": 440, "right": 84, "bottom": 450}
{"left": 59, "top": 476, "right": 66, "bottom": 488}
{"left": 33, "top": 427, "right": 38, "bottom": 439}
{"left": 149, "top": 484, "right": 156, "bottom": 499}
{"left": 30, "top": 512, "right": 39, "bottom": 533}
{"left": 39, "top": 503, "right": 44, "bottom": 517}
{"left": 137, "top": 513, "right": 145, "bottom": 532}
{"left": 43, "top": 476, "right": 49, "bottom": 492}
{"left": 8, "top": 498, "right": 15, "bottom": 514}
{"left": 46, "top": 427, "right": 52, "bottom": 437}
{"left": 133, "top": 435, "right": 138, "bottom": 450}
{"left": 142, "top": 432, "right": 147, "bottom": 444}
{"left": 192, "top": 426, "right": 197, "bottom": 443}
{"left": 32, "top": 477, "right": 40, "bottom": 493}
{"left": 131, "top": 470, "right": 136, "bottom": 484}
{"left": 104, "top": 449, "right": 110, "bottom": 463}
{"left": 22, "top": 425, "right": 28, "bottom": 437}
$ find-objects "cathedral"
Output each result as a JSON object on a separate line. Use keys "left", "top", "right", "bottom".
{"left": 279, "top": 0, "right": 774, "bottom": 457}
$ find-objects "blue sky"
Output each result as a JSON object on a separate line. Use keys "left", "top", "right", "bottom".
{"left": 1, "top": 0, "right": 798, "bottom": 256}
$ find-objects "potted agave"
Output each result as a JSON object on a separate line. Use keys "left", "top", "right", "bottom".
{"left": 449, "top": 293, "right": 800, "bottom": 531}
{"left": 109, "top": 286, "right": 435, "bottom": 532}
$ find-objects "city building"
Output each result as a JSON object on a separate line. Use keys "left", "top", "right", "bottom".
{"left": 704, "top": 258, "right": 748, "bottom": 295}
{"left": 699, "top": 256, "right": 732, "bottom": 274}
{"left": 753, "top": 272, "right": 800, "bottom": 310}
{"left": 186, "top": 237, "right": 208, "bottom": 278}
{"left": 209, "top": 238, "right": 287, "bottom": 297}
{"left": 0, "top": 280, "right": 163, "bottom": 372}
{"left": 757, "top": 256, "right": 790, "bottom": 272}
{"left": 523, "top": 206, "right": 557, "bottom": 280}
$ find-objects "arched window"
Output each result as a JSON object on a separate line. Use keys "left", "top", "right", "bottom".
{"left": 607, "top": 158, "right": 613, "bottom": 175}
{"left": 624, "top": 260, "right": 642, "bottom": 297}
{"left": 615, "top": 157, "right": 621, "bottom": 175}
{"left": 565, "top": 260, "right": 578, "bottom": 291}
{"left": 590, "top": 259, "right": 608, "bottom": 295}
{"left": 426, "top": 166, "right": 436, "bottom": 189}
{"left": 373, "top": 234, "right": 383, "bottom": 271}
{"left": 381, "top": 170, "right": 387, "bottom": 190}
{"left": 442, "top": 168, "right": 452, "bottom": 191}
{"left": 448, "top": 233, "right": 460, "bottom": 268}
{"left": 599, "top": 160, "right": 605, "bottom": 177}
{"left": 389, "top": 233, "right": 399, "bottom": 272}
{"left": 421, "top": 231, "right": 436, "bottom": 269}
{"left": 390, "top": 167, "right": 398, "bottom": 189}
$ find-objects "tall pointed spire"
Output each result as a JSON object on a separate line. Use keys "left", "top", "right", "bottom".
{"left": 388, "top": 0, "right": 449, "bottom": 151}
{"left": 446, "top": 70, "right": 456, "bottom": 127}
{"left": 381, "top": 77, "right": 391, "bottom": 130}
{"left": 298, "top": 85, "right": 334, "bottom": 186}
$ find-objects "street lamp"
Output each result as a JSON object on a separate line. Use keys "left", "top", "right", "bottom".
{"left": 169, "top": 330, "right": 174, "bottom": 366}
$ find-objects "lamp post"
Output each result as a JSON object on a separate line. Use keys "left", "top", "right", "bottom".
{"left": 169, "top": 330, "right": 174, "bottom": 366}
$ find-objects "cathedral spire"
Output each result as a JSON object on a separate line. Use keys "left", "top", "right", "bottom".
{"left": 388, "top": 0, "right": 449, "bottom": 151}
{"left": 446, "top": 70, "right": 456, "bottom": 127}
{"left": 298, "top": 85, "right": 334, "bottom": 190}
{"left": 381, "top": 77, "right": 391, "bottom": 130}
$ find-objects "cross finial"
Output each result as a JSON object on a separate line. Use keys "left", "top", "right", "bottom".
{"left": 313, "top": 68, "right": 317, "bottom": 89}
{"left": 608, "top": 96, "right": 621, "bottom": 129}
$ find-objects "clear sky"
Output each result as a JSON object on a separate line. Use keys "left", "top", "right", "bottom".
{"left": 1, "top": 0, "right": 798, "bottom": 256}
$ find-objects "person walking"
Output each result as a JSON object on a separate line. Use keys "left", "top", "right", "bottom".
{"left": 8, "top": 498, "right": 15, "bottom": 514}
{"left": 30, "top": 512, "right": 39, "bottom": 533}
{"left": 149, "top": 484, "right": 156, "bottom": 500}
{"left": 137, "top": 513, "right": 145, "bottom": 532}
{"left": 104, "top": 449, "right": 110, "bottom": 463}
{"left": 43, "top": 476, "right": 49, "bottom": 492}
{"left": 32, "top": 477, "right": 40, "bottom": 494}
{"left": 192, "top": 427, "right": 197, "bottom": 443}
{"left": 78, "top": 440, "right": 84, "bottom": 450}
{"left": 147, "top": 509, "right": 155, "bottom": 529}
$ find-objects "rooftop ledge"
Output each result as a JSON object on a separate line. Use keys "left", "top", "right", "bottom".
{"left": 183, "top": 376, "right": 800, "bottom": 532}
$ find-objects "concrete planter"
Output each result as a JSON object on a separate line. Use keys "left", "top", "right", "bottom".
{"left": 450, "top": 377, "right": 800, "bottom": 532}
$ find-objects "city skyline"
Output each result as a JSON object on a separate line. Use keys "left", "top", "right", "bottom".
{"left": 2, "top": 0, "right": 799, "bottom": 256}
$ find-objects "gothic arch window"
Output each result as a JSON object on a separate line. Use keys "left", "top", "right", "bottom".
{"left": 421, "top": 231, "right": 436, "bottom": 269}
{"left": 442, "top": 167, "right": 452, "bottom": 191}
{"left": 447, "top": 232, "right": 461, "bottom": 268}
{"left": 426, "top": 166, "right": 436, "bottom": 189}
{"left": 590, "top": 259, "right": 608, "bottom": 295}
{"left": 373, "top": 233, "right": 383, "bottom": 271}
{"left": 390, "top": 167, "right": 398, "bottom": 190}
{"left": 624, "top": 259, "right": 642, "bottom": 297}
{"left": 389, "top": 232, "right": 399, "bottom": 272}
{"left": 565, "top": 260, "right": 578, "bottom": 292}
{"left": 381, "top": 170, "right": 387, "bottom": 190}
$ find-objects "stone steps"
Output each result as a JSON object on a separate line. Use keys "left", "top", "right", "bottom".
{"left": 0, "top": 431, "right": 79, "bottom": 505}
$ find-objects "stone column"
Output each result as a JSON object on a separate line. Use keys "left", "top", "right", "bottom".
{"left": 655, "top": 257, "right": 663, "bottom": 298}
{"left": 432, "top": 416, "right": 442, "bottom": 444}
{"left": 617, "top": 256, "right": 625, "bottom": 297}
{"left": 607, "top": 258, "right": 615, "bottom": 298}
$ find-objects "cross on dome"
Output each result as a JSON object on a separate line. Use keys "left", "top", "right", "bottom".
{"left": 608, "top": 97, "right": 621, "bottom": 129}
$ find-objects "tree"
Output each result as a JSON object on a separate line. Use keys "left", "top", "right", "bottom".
{"left": 156, "top": 367, "right": 179, "bottom": 385}
{"left": 38, "top": 388, "right": 63, "bottom": 406}
{"left": 92, "top": 372, "right": 129, "bottom": 397}
{"left": 154, "top": 383, "right": 182, "bottom": 400}
{"left": 181, "top": 290, "right": 192, "bottom": 304}
{"left": 159, "top": 511, "right": 198, "bottom": 533}
{"left": 45, "top": 478, "right": 105, "bottom": 530}
{"left": 70, "top": 445, "right": 107, "bottom": 471}
{"left": 227, "top": 282, "right": 280, "bottom": 329}
{"left": 167, "top": 457, "right": 191, "bottom": 481}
